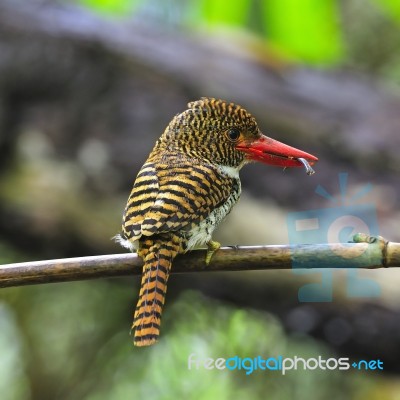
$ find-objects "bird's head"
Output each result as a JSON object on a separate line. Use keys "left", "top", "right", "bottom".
{"left": 158, "top": 98, "right": 318, "bottom": 173}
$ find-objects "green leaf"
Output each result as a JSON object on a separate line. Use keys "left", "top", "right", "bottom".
{"left": 262, "top": 0, "right": 344, "bottom": 64}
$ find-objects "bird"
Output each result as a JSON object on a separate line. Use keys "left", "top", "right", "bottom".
{"left": 116, "top": 98, "right": 318, "bottom": 347}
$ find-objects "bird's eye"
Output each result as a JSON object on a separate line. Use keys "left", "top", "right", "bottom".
{"left": 227, "top": 128, "right": 240, "bottom": 142}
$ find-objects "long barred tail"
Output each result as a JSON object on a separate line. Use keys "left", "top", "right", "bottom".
{"left": 132, "top": 238, "right": 179, "bottom": 347}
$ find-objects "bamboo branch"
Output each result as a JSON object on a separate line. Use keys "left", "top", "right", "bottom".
{"left": 1, "top": 234, "right": 399, "bottom": 288}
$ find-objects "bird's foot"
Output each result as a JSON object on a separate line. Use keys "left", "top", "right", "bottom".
{"left": 205, "top": 240, "right": 221, "bottom": 265}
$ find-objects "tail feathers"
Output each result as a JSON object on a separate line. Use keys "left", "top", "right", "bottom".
{"left": 132, "top": 239, "right": 179, "bottom": 347}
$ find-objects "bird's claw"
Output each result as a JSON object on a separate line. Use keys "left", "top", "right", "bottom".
{"left": 205, "top": 240, "right": 221, "bottom": 265}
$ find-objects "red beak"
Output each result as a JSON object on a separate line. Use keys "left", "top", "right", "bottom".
{"left": 236, "top": 134, "right": 318, "bottom": 169}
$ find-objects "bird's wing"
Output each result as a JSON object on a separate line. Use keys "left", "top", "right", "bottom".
{"left": 124, "top": 160, "right": 234, "bottom": 239}
{"left": 122, "top": 162, "right": 160, "bottom": 241}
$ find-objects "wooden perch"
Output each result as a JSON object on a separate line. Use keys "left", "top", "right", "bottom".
{"left": 1, "top": 234, "right": 399, "bottom": 288}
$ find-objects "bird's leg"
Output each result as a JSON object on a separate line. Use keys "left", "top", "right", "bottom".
{"left": 205, "top": 239, "right": 221, "bottom": 265}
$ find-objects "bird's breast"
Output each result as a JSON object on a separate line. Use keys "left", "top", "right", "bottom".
{"left": 184, "top": 178, "right": 241, "bottom": 251}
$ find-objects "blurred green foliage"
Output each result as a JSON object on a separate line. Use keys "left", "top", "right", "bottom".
{"left": 200, "top": 0, "right": 344, "bottom": 63}
{"left": 200, "top": 0, "right": 250, "bottom": 27}
{"left": 373, "top": 0, "right": 400, "bottom": 23}
{"left": 0, "top": 287, "right": 394, "bottom": 399}
{"left": 77, "top": 0, "right": 345, "bottom": 64}
{"left": 262, "top": 0, "right": 343, "bottom": 63}
{"left": 78, "top": 0, "right": 138, "bottom": 15}
{"left": 75, "top": 0, "right": 400, "bottom": 67}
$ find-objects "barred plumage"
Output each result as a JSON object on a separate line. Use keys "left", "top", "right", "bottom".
{"left": 117, "top": 98, "right": 318, "bottom": 346}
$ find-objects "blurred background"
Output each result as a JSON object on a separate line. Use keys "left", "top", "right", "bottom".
{"left": 1, "top": 0, "right": 400, "bottom": 398}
